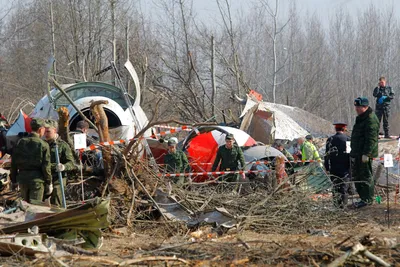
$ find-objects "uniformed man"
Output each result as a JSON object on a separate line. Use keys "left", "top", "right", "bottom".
{"left": 212, "top": 134, "right": 246, "bottom": 182}
{"left": 373, "top": 77, "right": 394, "bottom": 138}
{"left": 274, "top": 141, "right": 294, "bottom": 162}
{"left": 164, "top": 139, "right": 189, "bottom": 185}
{"left": 298, "top": 135, "right": 321, "bottom": 164}
{"left": 71, "top": 120, "right": 103, "bottom": 173}
{"left": 44, "top": 120, "right": 76, "bottom": 206}
{"left": 324, "top": 123, "right": 351, "bottom": 208}
{"left": 351, "top": 97, "right": 379, "bottom": 208}
{"left": 72, "top": 120, "right": 92, "bottom": 146}
{"left": 10, "top": 118, "right": 52, "bottom": 203}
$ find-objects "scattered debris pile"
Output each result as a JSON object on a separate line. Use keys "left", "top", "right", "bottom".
{"left": 1, "top": 142, "right": 400, "bottom": 265}
{"left": 0, "top": 110, "right": 399, "bottom": 266}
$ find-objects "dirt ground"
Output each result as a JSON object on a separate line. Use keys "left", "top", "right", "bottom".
{"left": 88, "top": 203, "right": 400, "bottom": 266}
{"left": 1, "top": 198, "right": 400, "bottom": 266}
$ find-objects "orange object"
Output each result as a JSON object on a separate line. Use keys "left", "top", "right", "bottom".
{"left": 275, "top": 156, "right": 289, "bottom": 189}
{"left": 249, "top": 89, "right": 263, "bottom": 102}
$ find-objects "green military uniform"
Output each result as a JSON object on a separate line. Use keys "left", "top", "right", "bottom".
{"left": 47, "top": 136, "right": 76, "bottom": 206}
{"left": 350, "top": 99, "right": 379, "bottom": 205}
{"left": 212, "top": 144, "right": 246, "bottom": 182}
{"left": 281, "top": 148, "right": 294, "bottom": 162}
{"left": 164, "top": 150, "right": 189, "bottom": 185}
{"left": 10, "top": 119, "right": 51, "bottom": 203}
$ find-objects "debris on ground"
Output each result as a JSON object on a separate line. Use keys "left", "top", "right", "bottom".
{"left": 0, "top": 86, "right": 399, "bottom": 266}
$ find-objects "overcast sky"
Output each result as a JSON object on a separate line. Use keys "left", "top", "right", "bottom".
{"left": 143, "top": 0, "right": 400, "bottom": 27}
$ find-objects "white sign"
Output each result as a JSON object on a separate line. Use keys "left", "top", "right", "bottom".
{"left": 73, "top": 133, "right": 87, "bottom": 150}
{"left": 384, "top": 154, "right": 394, "bottom": 168}
{"left": 398, "top": 138, "right": 400, "bottom": 148}
{"left": 346, "top": 141, "right": 351, "bottom": 154}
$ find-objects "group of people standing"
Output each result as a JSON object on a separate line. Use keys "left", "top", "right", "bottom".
{"left": 325, "top": 76, "right": 394, "bottom": 209}
{"left": 163, "top": 77, "right": 394, "bottom": 210}
{"left": 164, "top": 133, "right": 246, "bottom": 184}
{"left": 8, "top": 77, "right": 394, "bottom": 209}
{"left": 325, "top": 96, "right": 380, "bottom": 209}
{"left": 10, "top": 119, "right": 91, "bottom": 206}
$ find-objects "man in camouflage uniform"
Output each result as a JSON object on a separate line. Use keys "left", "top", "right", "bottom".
{"left": 10, "top": 118, "right": 52, "bottom": 203}
{"left": 44, "top": 120, "right": 76, "bottom": 206}
{"left": 164, "top": 139, "right": 189, "bottom": 185}
{"left": 274, "top": 141, "right": 294, "bottom": 162}
{"left": 351, "top": 97, "right": 379, "bottom": 208}
{"left": 212, "top": 134, "right": 246, "bottom": 182}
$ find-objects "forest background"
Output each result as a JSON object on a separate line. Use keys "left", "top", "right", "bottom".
{"left": 0, "top": 0, "right": 399, "bottom": 134}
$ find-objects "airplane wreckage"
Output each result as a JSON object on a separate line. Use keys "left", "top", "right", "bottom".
{"left": 2, "top": 61, "right": 334, "bottom": 173}
{"left": 0, "top": 60, "right": 336, "bottom": 257}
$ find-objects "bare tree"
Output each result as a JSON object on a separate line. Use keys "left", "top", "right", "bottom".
{"left": 260, "top": 0, "right": 290, "bottom": 103}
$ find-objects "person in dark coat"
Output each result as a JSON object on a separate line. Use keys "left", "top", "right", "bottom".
{"left": 350, "top": 97, "right": 379, "bottom": 208}
{"left": 373, "top": 77, "right": 394, "bottom": 138}
{"left": 324, "top": 123, "right": 351, "bottom": 208}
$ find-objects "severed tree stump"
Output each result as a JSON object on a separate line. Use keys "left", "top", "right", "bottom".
{"left": 90, "top": 100, "right": 112, "bottom": 178}
{"left": 57, "top": 107, "right": 73, "bottom": 148}
{"left": 275, "top": 155, "right": 289, "bottom": 190}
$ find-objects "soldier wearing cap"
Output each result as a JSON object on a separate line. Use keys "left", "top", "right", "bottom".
{"left": 351, "top": 97, "right": 379, "bottom": 208}
{"left": 44, "top": 119, "right": 76, "bottom": 206}
{"left": 274, "top": 141, "right": 294, "bottom": 162}
{"left": 164, "top": 138, "right": 189, "bottom": 185}
{"left": 10, "top": 118, "right": 52, "bottom": 203}
{"left": 297, "top": 135, "right": 321, "bottom": 165}
{"left": 324, "top": 123, "right": 351, "bottom": 208}
{"left": 212, "top": 133, "right": 246, "bottom": 182}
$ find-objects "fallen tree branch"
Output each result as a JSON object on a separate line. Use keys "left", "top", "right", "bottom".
{"left": 362, "top": 249, "right": 391, "bottom": 267}
{"left": 124, "top": 156, "right": 136, "bottom": 227}
{"left": 124, "top": 160, "right": 169, "bottom": 222}
{"left": 328, "top": 242, "right": 390, "bottom": 267}
{"left": 51, "top": 78, "right": 98, "bottom": 132}
{"left": 119, "top": 256, "right": 190, "bottom": 266}
{"left": 60, "top": 244, "right": 103, "bottom": 256}
{"left": 55, "top": 255, "right": 119, "bottom": 265}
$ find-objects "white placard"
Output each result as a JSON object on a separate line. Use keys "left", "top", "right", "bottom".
{"left": 346, "top": 141, "right": 351, "bottom": 153}
{"left": 73, "top": 133, "right": 87, "bottom": 150}
{"left": 384, "top": 154, "right": 394, "bottom": 168}
{"left": 398, "top": 138, "right": 400, "bottom": 148}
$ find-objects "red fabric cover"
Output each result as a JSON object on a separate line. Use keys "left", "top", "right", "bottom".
{"left": 23, "top": 111, "right": 32, "bottom": 133}
{"left": 187, "top": 132, "right": 218, "bottom": 181}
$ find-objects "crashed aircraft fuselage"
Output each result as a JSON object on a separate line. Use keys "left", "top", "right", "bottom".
{"left": 6, "top": 61, "right": 150, "bottom": 150}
